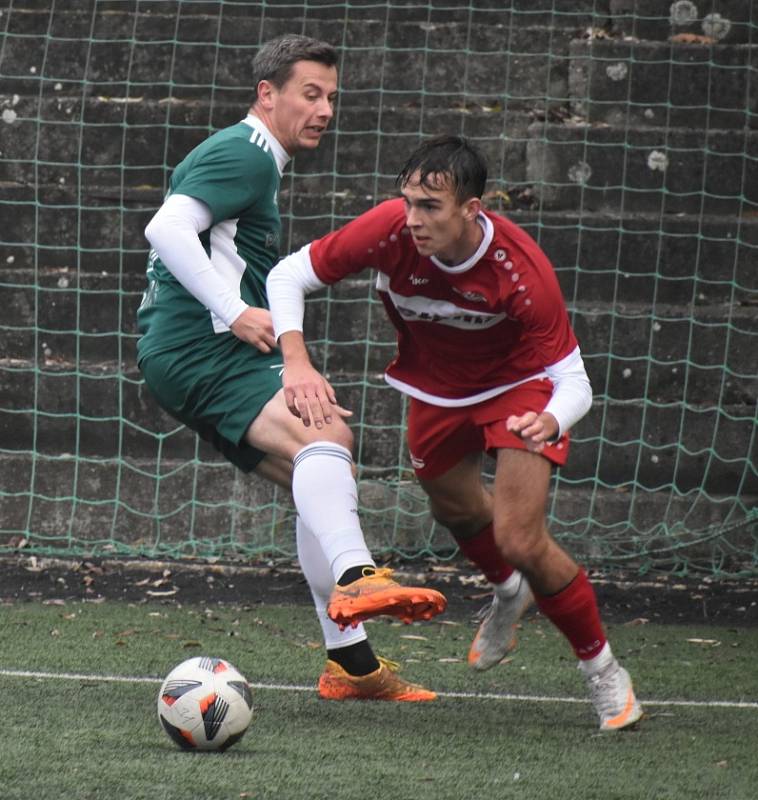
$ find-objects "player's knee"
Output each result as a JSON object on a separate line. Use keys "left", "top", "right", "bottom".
{"left": 493, "top": 521, "right": 550, "bottom": 570}
{"left": 429, "top": 499, "right": 483, "bottom": 535}
{"left": 316, "top": 418, "right": 354, "bottom": 452}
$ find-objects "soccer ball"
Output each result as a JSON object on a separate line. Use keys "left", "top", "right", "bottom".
{"left": 157, "top": 656, "right": 254, "bottom": 751}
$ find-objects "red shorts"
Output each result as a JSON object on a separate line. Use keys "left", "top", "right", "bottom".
{"left": 406, "top": 378, "right": 570, "bottom": 480}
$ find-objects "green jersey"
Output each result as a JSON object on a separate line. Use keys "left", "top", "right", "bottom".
{"left": 137, "top": 116, "right": 289, "bottom": 361}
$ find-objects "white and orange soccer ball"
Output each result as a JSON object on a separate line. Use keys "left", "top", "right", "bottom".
{"left": 157, "top": 656, "right": 254, "bottom": 751}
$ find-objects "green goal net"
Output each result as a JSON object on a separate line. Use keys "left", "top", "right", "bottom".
{"left": 1, "top": 0, "right": 756, "bottom": 575}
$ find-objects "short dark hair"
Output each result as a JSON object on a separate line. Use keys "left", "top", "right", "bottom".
{"left": 251, "top": 34, "right": 338, "bottom": 103}
{"left": 396, "top": 135, "right": 487, "bottom": 204}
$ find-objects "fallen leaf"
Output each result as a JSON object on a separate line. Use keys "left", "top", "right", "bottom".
{"left": 183, "top": 640, "right": 202, "bottom": 648}
{"left": 8, "top": 536, "right": 28, "bottom": 549}
{"left": 438, "top": 657, "right": 462, "bottom": 663}
{"left": 670, "top": 33, "right": 716, "bottom": 44}
{"left": 146, "top": 589, "right": 178, "bottom": 597}
{"left": 43, "top": 599, "right": 66, "bottom": 606}
{"left": 624, "top": 617, "right": 650, "bottom": 626}
{"left": 400, "top": 634, "right": 429, "bottom": 641}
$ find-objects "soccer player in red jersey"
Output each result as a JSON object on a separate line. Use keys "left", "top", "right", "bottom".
{"left": 267, "top": 135, "right": 643, "bottom": 730}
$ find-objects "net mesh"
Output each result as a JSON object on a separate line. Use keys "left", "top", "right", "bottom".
{"left": 1, "top": 0, "right": 756, "bottom": 575}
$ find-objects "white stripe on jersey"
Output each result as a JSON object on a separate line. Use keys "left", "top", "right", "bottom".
{"left": 208, "top": 218, "right": 246, "bottom": 333}
{"left": 384, "top": 371, "right": 549, "bottom": 407}
{"left": 249, "top": 130, "right": 270, "bottom": 153}
{"left": 375, "top": 272, "right": 508, "bottom": 330}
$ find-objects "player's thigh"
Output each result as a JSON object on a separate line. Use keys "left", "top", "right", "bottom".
{"left": 418, "top": 451, "right": 492, "bottom": 532}
{"left": 493, "top": 447, "right": 552, "bottom": 538}
{"left": 245, "top": 388, "right": 354, "bottom": 461}
{"left": 139, "top": 335, "right": 284, "bottom": 447}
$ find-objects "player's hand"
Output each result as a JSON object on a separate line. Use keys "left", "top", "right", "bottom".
{"left": 506, "top": 411, "right": 559, "bottom": 454}
{"left": 283, "top": 361, "right": 352, "bottom": 429}
{"left": 230, "top": 307, "right": 277, "bottom": 353}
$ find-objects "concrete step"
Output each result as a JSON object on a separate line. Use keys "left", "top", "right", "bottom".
{"left": 1, "top": 332, "right": 754, "bottom": 492}
{"left": 569, "top": 38, "right": 758, "bottom": 130}
{"left": 2, "top": 261, "right": 755, "bottom": 402}
{"left": 526, "top": 122, "right": 757, "bottom": 215}
{"left": 2, "top": 0, "right": 613, "bottom": 39}
{"left": 10, "top": 201, "right": 757, "bottom": 303}
{"left": 4, "top": 111, "right": 753, "bottom": 224}
{"left": 0, "top": 356, "right": 407, "bottom": 466}
{"left": 0, "top": 8, "right": 595, "bottom": 109}
{"left": 3, "top": 450, "right": 750, "bottom": 565}
{"left": 509, "top": 210, "right": 758, "bottom": 307}
{"left": 6, "top": 134, "right": 757, "bottom": 273}
{"left": 609, "top": 0, "right": 754, "bottom": 44}
{"left": 0, "top": 364, "right": 752, "bottom": 497}
{"left": 0, "top": 97, "right": 534, "bottom": 195}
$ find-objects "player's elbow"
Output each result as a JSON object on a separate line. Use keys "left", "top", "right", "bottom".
{"left": 144, "top": 211, "right": 164, "bottom": 248}
{"left": 579, "top": 375, "right": 593, "bottom": 417}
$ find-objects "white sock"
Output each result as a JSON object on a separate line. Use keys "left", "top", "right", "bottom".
{"left": 578, "top": 641, "right": 614, "bottom": 676}
{"left": 292, "top": 442, "right": 374, "bottom": 582}
{"left": 494, "top": 570, "right": 523, "bottom": 598}
{"left": 295, "top": 516, "right": 367, "bottom": 650}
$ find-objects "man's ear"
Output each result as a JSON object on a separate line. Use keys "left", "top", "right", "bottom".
{"left": 463, "top": 196, "right": 482, "bottom": 221}
{"left": 256, "top": 79, "right": 276, "bottom": 110}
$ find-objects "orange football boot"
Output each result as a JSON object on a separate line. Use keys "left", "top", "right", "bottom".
{"left": 318, "top": 657, "right": 437, "bottom": 701}
{"left": 326, "top": 567, "right": 447, "bottom": 630}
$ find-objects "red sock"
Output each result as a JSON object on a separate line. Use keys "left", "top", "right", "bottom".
{"left": 534, "top": 568, "right": 606, "bottom": 660}
{"left": 455, "top": 522, "right": 514, "bottom": 585}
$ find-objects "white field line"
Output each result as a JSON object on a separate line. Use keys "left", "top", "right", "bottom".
{"left": 1, "top": 668, "right": 756, "bottom": 710}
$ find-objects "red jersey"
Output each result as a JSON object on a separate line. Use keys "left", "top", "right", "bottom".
{"left": 309, "top": 198, "right": 578, "bottom": 406}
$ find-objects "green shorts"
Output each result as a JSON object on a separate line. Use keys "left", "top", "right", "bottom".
{"left": 138, "top": 333, "right": 284, "bottom": 472}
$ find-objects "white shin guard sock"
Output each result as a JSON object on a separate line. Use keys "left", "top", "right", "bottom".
{"left": 295, "top": 516, "right": 367, "bottom": 651}
{"left": 292, "top": 442, "right": 374, "bottom": 582}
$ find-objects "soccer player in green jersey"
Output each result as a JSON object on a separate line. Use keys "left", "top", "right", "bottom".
{"left": 136, "top": 34, "right": 446, "bottom": 702}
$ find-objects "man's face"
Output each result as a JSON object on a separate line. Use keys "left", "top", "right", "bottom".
{"left": 260, "top": 60, "right": 338, "bottom": 155}
{"left": 400, "top": 171, "right": 480, "bottom": 265}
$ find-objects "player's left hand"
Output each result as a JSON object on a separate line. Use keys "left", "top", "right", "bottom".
{"left": 283, "top": 360, "right": 352, "bottom": 429}
{"left": 506, "top": 411, "right": 559, "bottom": 454}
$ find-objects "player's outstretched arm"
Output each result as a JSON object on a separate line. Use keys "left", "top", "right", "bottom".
{"left": 278, "top": 331, "right": 351, "bottom": 428}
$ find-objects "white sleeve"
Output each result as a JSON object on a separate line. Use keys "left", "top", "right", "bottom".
{"left": 543, "top": 346, "right": 593, "bottom": 437}
{"left": 266, "top": 243, "right": 327, "bottom": 341}
{"left": 144, "top": 193, "right": 248, "bottom": 327}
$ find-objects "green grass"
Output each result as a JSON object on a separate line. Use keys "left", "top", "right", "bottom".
{"left": 1, "top": 599, "right": 757, "bottom": 800}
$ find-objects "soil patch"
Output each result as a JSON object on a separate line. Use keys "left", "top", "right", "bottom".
{"left": 1, "top": 555, "right": 756, "bottom": 628}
